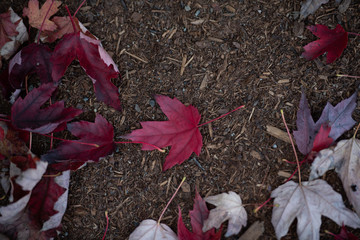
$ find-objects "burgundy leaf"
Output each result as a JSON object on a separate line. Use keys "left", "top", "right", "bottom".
{"left": 11, "top": 83, "right": 82, "bottom": 134}
{"left": 41, "top": 114, "right": 115, "bottom": 171}
{"left": 51, "top": 32, "right": 121, "bottom": 110}
{"left": 312, "top": 124, "right": 333, "bottom": 153}
{"left": 8, "top": 43, "right": 53, "bottom": 89}
{"left": 333, "top": 225, "right": 359, "bottom": 240}
{"left": 302, "top": 24, "right": 348, "bottom": 64}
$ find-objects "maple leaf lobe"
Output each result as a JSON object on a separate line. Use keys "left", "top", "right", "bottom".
{"left": 23, "top": 0, "right": 61, "bottom": 31}
{"left": 302, "top": 24, "right": 348, "bottom": 64}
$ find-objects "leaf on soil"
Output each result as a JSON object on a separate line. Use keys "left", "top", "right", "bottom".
{"left": 41, "top": 114, "right": 115, "bottom": 171}
{"left": 0, "top": 8, "right": 19, "bottom": 50}
{"left": 51, "top": 32, "right": 121, "bottom": 110}
{"left": 300, "top": 0, "right": 329, "bottom": 20}
{"left": 302, "top": 24, "right": 348, "bottom": 64}
{"left": 311, "top": 124, "right": 333, "bottom": 152}
{"left": 1, "top": 7, "right": 29, "bottom": 61}
{"left": 40, "top": 16, "right": 96, "bottom": 43}
{"left": 202, "top": 191, "right": 247, "bottom": 237}
{"left": 271, "top": 179, "right": 360, "bottom": 240}
{"left": 293, "top": 91, "right": 356, "bottom": 155}
{"left": 8, "top": 43, "right": 54, "bottom": 90}
{"left": 11, "top": 83, "right": 82, "bottom": 134}
{"left": 310, "top": 138, "right": 360, "bottom": 217}
{"left": 123, "top": 95, "right": 202, "bottom": 171}
{"left": 177, "top": 190, "right": 222, "bottom": 240}
{"left": 129, "top": 219, "right": 178, "bottom": 240}
{"left": 22, "top": 0, "right": 61, "bottom": 31}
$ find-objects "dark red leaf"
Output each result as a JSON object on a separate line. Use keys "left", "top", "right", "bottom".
{"left": 302, "top": 24, "right": 348, "bottom": 64}
{"left": 178, "top": 190, "right": 222, "bottom": 240}
{"left": 124, "top": 95, "right": 202, "bottom": 171}
{"left": 41, "top": 114, "right": 115, "bottom": 171}
{"left": 8, "top": 43, "right": 54, "bottom": 89}
{"left": 312, "top": 124, "right": 333, "bottom": 152}
{"left": 51, "top": 32, "right": 121, "bottom": 110}
{"left": 11, "top": 83, "right": 82, "bottom": 134}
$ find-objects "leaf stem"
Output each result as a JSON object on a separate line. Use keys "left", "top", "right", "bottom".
{"left": 348, "top": 32, "right": 360, "bottom": 37}
{"left": 38, "top": 133, "right": 99, "bottom": 147}
{"left": 197, "top": 105, "right": 245, "bottom": 128}
{"left": 114, "top": 141, "right": 165, "bottom": 152}
{"left": 101, "top": 211, "right": 109, "bottom": 240}
{"left": 37, "top": 0, "right": 56, "bottom": 43}
{"left": 281, "top": 110, "right": 301, "bottom": 185}
{"left": 254, "top": 197, "right": 272, "bottom": 213}
{"left": 73, "top": 0, "right": 86, "bottom": 17}
{"left": 353, "top": 123, "right": 360, "bottom": 139}
{"left": 336, "top": 74, "right": 360, "bottom": 79}
{"left": 157, "top": 177, "right": 186, "bottom": 224}
{"left": 64, "top": 5, "right": 76, "bottom": 32}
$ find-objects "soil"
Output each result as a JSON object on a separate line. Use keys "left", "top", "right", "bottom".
{"left": 1, "top": 0, "right": 360, "bottom": 239}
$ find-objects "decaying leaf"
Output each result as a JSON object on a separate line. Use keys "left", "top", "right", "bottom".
{"left": 310, "top": 138, "right": 360, "bottom": 216}
{"left": 129, "top": 219, "right": 178, "bottom": 240}
{"left": 23, "top": 0, "right": 61, "bottom": 31}
{"left": 300, "top": 0, "right": 329, "bottom": 20}
{"left": 124, "top": 95, "right": 202, "bottom": 171}
{"left": 0, "top": 8, "right": 19, "bottom": 50}
{"left": 294, "top": 91, "right": 356, "bottom": 155}
{"left": 202, "top": 191, "right": 247, "bottom": 237}
{"left": 271, "top": 180, "right": 360, "bottom": 240}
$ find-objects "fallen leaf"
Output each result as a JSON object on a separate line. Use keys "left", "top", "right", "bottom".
{"left": 202, "top": 191, "right": 247, "bottom": 237}
{"left": 8, "top": 43, "right": 54, "bottom": 90}
{"left": 23, "top": 0, "right": 61, "bottom": 31}
{"left": 300, "top": 0, "right": 329, "bottom": 20}
{"left": 311, "top": 124, "right": 333, "bottom": 152}
{"left": 302, "top": 24, "right": 348, "bottom": 64}
{"left": 177, "top": 190, "right": 222, "bottom": 240}
{"left": 11, "top": 83, "right": 82, "bottom": 134}
{"left": 294, "top": 91, "right": 356, "bottom": 155}
{"left": 40, "top": 16, "right": 96, "bottom": 43}
{"left": 51, "top": 32, "right": 121, "bottom": 110}
{"left": 123, "top": 95, "right": 202, "bottom": 171}
{"left": 333, "top": 225, "right": 359, "bottom": 240}
{"left": 310, "top": 138, "right": 360, "bottom": 216}
{"left": 1, "top": 7, "right": 29, "bottom": 60}
{"left": 129, "top": 219, "right": 178, "bottom": 240}
{"left": 271, "top": 180, "right": 360, "bottom": 240}
{"left": 41, "top": 114, "right": 115, "bottom": 171}
{"left": 0, "top": 9, "right": 19, "bottom": 50}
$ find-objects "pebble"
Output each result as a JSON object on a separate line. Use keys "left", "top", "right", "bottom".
{"left": 135, "top": 104, "right": 141, "bottom": 112}
{"left": 185, "top": 5, "right": 191, "bottom": 11}
{"left": 149, "top": 99, "right": 155, "bottom": 107}
{"left": 195, "top": 10, "right": 200, "bottom": 17}
{"left": 272, "top": 144, "right": 277, "bottom": 149}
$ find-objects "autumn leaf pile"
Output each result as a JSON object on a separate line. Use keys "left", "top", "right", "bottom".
{"left": 0, "top": 0, "right": 359, "bottom": 239}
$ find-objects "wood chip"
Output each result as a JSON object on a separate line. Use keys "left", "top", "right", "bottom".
{"left": 239, "top": 221, "right": 264, "bottom": 240}
{"left": 181, "top": 181, "right": 191, "bottom": 193}
{"left": 250, "top": 150, "right": 263, "bottom": 160}
{"left": 180, "top": 55, "right": 187, "bottom": 76}
{"left": 190, "top": 19, "right": 205, "bottom": 25}
{"left": 266, "top": 125, "right": 291, "bottom": 143}
{"left": 208, "top": 36, "right": 224, "bottom": 43}
{"left": 278, "top": 79, "right": 289, "bottom": 84}
{"left": 278, "top": 170, "right": 296, "bottom": 179}
{"left": 199, "top": 73, "right": 208, "bottom": 90}
{"left": 225, "top": 5, "right": 236, "bottom": 13}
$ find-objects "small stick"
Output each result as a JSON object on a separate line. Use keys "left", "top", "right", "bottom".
{"left": 184, "top": 55, "right": 194, "bottom": 68}
{"left": 123, "top": 50, "right": 148, "bottom": 63}
{"left": 180, "top": 55, "right": 187, "bottom": 76}
{"left": 337, "top": 74, "right": 360, "bottom": 79}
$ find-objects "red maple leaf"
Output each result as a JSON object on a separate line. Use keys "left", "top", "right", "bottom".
{"left": 0, "top": 9, "right": 19, "bottom": 49}
{"left": 41, "top": 114, "right": 115, "bottom": 171}
{"left": 11, "top": 83, "right": 82, "bottom": 134}
{"left": 51, "top": 32, "right": 121, "bottom": 110}
{"left": 333, "top": 225, "right": 359, "bottom": 240}
{"left": 302, "top": 24, "right": 348, "bottom": 64}
{"left": 8, "top": 43, "right": 54, "bottom": 89}
{"left": 124, "top": 95, "right": 203, "bottom": 171}
{"left": 178, "top": 190, "right": 222, "bottom": 240}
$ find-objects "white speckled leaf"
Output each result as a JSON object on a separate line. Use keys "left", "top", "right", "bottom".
{"left": 310, "top": 138, "right": 360, "bottom": 216}
{"left": 271, "top": 180, "right": 360, "bottom": 240}
{"left": 202, "top": 191, "right": 247, "bottom": 237}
